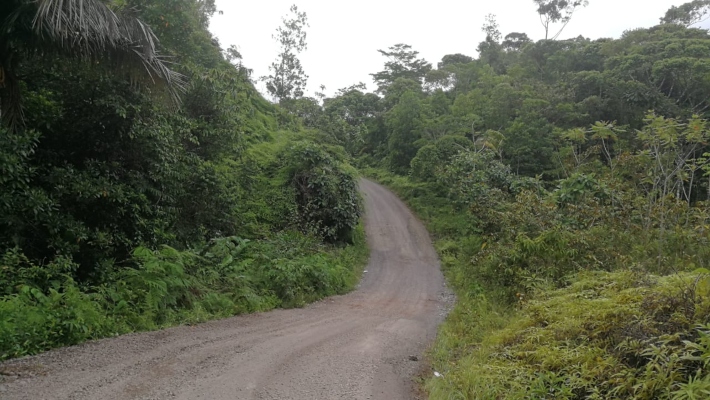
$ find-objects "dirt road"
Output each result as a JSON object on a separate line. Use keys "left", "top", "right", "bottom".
{"left": 0, "top": 179, "right": 447, "bottom": 400}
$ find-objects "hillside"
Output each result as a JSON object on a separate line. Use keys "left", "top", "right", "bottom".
{"left": 3, "top": 0, "right": 710, "bottom": 398}
{"left": 0, "top": 0, "right": 366, "bottom": 359}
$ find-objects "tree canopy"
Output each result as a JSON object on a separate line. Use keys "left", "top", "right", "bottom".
{"left": 661, "top": 0, "right": 710, "bottom": 26}
{"left": 370, "top": 44, "right": 432, "bottom": 95}
{"left": 262, "top": 4, "right": 309, "bottom": 103}
{"left": 0, "top": 0, "right": 185, "bottom": 130}
{"left": 534, "top": 0, "right": 589, "bottom": 39}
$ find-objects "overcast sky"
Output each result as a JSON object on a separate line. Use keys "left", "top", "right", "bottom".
{"left": 209, "top": 0, "right": 704, "bottom": 98}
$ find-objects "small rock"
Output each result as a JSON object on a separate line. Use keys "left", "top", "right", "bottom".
{"left": 408, "top": 355, "right": 418, "bottom": 361}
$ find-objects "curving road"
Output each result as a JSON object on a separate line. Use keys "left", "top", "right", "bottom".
{"left": 0, "top": 179, "right": 447, "bottom": 400}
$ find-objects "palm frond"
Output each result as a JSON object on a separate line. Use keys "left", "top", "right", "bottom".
{"left": 33, "top": 0, "right": 186, "bottom": 94}
{"left": 33, "top": 0, "right": 121, "bottom": 51}
{"left": 0, "top": 0, "right": 186, "bottom": 129}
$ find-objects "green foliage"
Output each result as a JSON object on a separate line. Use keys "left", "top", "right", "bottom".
{"left": 352, "top": 24, "right": 710, "bottom": 181}
{"left": 427, "top": 271, "right": 710, "bottom": 399}
{"left": 0, "top": 275, "right": 114, "bottom": 360}
{"left": 0, "top": 225, "right": 369, "bottom": 360}
{"left": 371, "top": 44, "right": 432, "bottom": 95}
{"left": 556, "top": 172, "right": 608, "bottom": 205}
{"left": 0, "top": 0, "right": 185, "bottom": 129}
{"left": 365, "top": 115, "right": 710, "bottom": 397}
{"left": 534, "top": 0, "right": 589, "bottom": 40}
{"left": 262, "top": 4, "right": 310, "bottom": 102}
{"left": 284, "top": 142, "right": 362, "bottom": 243}
{"left": 661, "top": 1, "right": 710, "bottom": 27}
{"left": 410, "top": 135, "right": 473, "bottom": 182}
{"left": 385, "top": 90, "right": 424, "bottom": 173}
{"left": 439, "top": 150, "right": 515, "bottom": 210}
{"left": 0, "top": 0, "right": 368, "bottom": 362}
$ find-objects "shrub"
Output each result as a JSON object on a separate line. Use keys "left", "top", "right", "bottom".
{"left": 283, "top": 142, "right": 362, "bottom": 243}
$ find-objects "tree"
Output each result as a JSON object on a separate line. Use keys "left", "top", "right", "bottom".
{"left": 503, "top": 32, "right": 533, "bottom": 51}
{"left": 661, "top": 0, "right": 710, "bottom": 27}
{"left": 224, "top": 45, "right": 252, "bottom": 78}
{"left": 195, "top": 0, "right": 219, "bottom": 27}
{"left": 438, "top": 54, "right": 474, "bottom": 69}
{"left": 262, "top": 5, "right": 309, "bottom": 103}
{"left": 385, "top": 91, "right": 423, "bottom": 173}
{"left": 482, "top": 14, "right": 502, "bottom": 42}
{"left": 0, "top": 0, "right": 184, "bottom": 130}
{"left": 410, "top": 135, "right": 473, "bottom": 182}
{"left": 533, "top": 0, "right": 589, "bottom": 40}
{"left": 371, "top": 44, "right": 432, "bottom": 94}
{"left": 478, "top": 14, "right": 505, "bottom": 72}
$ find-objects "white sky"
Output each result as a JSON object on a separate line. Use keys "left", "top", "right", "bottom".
{"left": 210, "top": 0, "right": 703, "bottom": 98}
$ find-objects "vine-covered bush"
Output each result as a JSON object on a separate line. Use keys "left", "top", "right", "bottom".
{"left": 283, "top": 141, "right": 362, "bottom": 243}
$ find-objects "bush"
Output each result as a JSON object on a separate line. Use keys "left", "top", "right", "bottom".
{"left": 0, "top": 279, "right": 113, "bottom": 360}
{"left": 283, "top": 141, "right": 362, "bottom": 243}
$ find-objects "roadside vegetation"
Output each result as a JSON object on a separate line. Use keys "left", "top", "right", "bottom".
{"left": 288, "top": 0, "right": 710, "bottom": 397}
{"left": 0, "top": 1, "right": 366, "bottom": 360}
{"left": 4, "top": 0, "right": 710, "bottom": 397}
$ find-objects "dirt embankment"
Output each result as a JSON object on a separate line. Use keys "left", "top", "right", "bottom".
{"left": 0, "top": 179, "right": 448, "bottom": 400}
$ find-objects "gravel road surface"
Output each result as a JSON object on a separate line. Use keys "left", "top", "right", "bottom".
{"left": 0, "top": 179, "right": 448, "bottom": 400}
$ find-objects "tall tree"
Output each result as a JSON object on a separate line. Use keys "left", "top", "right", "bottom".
{"left": 262, "top": 4, "right": 309, "bottom": 103}
{"left": 482, "top": 14, "right": 502, "bottom": 42}
{"left": 533, "top": 0, "right": 589, "bottom": 40}
{"left": 438, "top": 54, "right": 474, "bottom": 68}
{"left": 0, "top": 0, "right": 184, "bottom": 130}
{"left": 385, "top": 90, "right": 423, "bottom": 173}
{"left": 371, "top": 44, "right": 432, "bottom": 94}
{"left": 661, "top": 0, "right": 710, "bottom": 26}
{"left": 478, "top": 14, "right": 505, "bottom": 72}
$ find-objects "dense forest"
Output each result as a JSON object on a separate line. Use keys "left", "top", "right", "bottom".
{"left": 3, "top": 0, "right": 710, "bottom": 398}
{"left": 0, "top": 0, "right": 366, "bottom": 360}
{"left": 283, "top": 1, "right": 710, "bottom": 398}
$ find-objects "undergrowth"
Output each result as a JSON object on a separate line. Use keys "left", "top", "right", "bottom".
{"left": 0, "top": 225, "right": 368, "bottom": 360}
